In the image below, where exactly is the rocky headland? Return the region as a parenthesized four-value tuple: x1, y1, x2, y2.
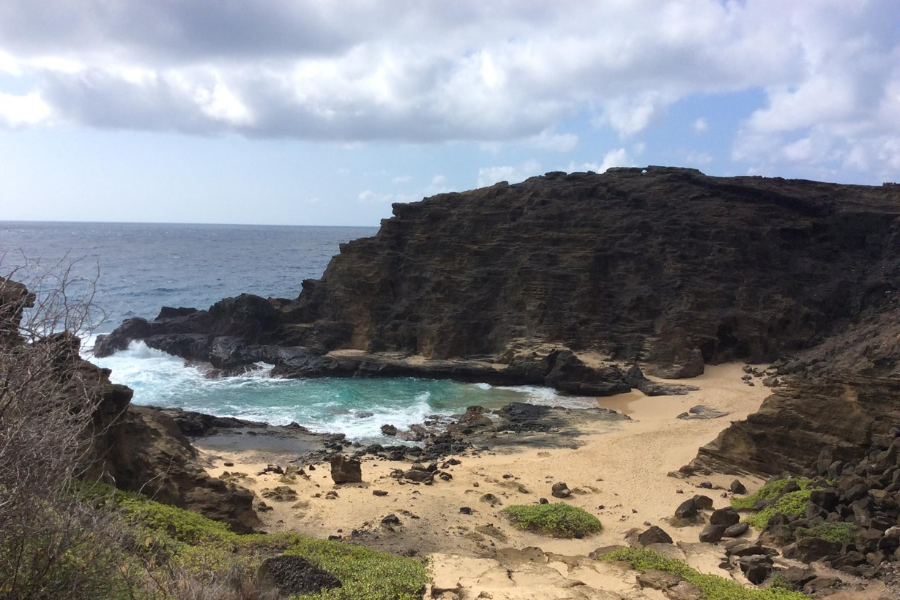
(96, 166, 900, 475)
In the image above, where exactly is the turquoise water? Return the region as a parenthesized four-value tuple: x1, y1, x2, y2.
(91, 340, 597, 443)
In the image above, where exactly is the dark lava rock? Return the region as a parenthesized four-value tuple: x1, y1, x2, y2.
(257, 555, 341, 596)
(723, 522, 749, 538)
(372, 490, 388, 497)
(551, 482, 571, 498)
(460, 507, 473, 515)
(403, 468, 434, 484)
(675, 498, 700, 520)
(783, 537, 842, 563)
(699, 524, 726, 543)
(739, 555, 773, 585)
(638, 526, 673, 546)
(381, 424, 398, 436)
(693, 495, 713, 510)
(381, 514, 401, 526)
(778, 566, 816, 589)
(803, 576, 843, 594)
(709, 507, 740, 527)
(730, 479, 747, 495)
(329, 454, 362, 484)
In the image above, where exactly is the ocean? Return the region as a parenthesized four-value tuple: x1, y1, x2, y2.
(1, 221, 594, 442)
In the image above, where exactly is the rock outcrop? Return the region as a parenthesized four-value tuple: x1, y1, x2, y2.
(94, 167, 900, 472)
(1, 278, 260, 533)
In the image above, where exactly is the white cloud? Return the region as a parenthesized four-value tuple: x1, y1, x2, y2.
(392, 174, 411, 184)
(0, 0, 897, 177)
(693, 118, 708, 133)
(0, 92, 51, 127)
(358, 190, 416, 204)
(567, 148, 635, 174)
(477, 160, 542, 187)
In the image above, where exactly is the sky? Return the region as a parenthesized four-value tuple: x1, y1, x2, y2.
(0, 0, 899, 226)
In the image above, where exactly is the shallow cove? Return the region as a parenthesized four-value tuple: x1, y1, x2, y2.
(91, 341, 601, 444)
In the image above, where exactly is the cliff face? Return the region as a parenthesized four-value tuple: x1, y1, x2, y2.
(96, 166, 900, 475)
(295, 167, 900, 372)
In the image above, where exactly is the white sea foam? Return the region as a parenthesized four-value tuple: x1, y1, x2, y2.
(87, 340, 598, 443)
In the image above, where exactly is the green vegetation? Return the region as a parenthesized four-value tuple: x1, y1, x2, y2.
(730, 478, 814, 510)
(745, 489, 811, 529)
(600, 548, 807, 600)
(501, 503, 602, 538)
(730, 479, 825, 530)
(795, 522, 857, 545)
(81, 484, 429, 600)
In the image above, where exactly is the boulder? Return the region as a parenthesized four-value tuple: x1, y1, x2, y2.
(329, 455, 362, 484)
(739, 555, 773, 585)
(675, 498, 700, 520)
(709, 507, 740, 527)
(638, 526, 674, 546)
(782, 537, 842, 563)
(699, 524, 726, 543)
(730, 479, 747, 495)
(723, 522, 749, 538)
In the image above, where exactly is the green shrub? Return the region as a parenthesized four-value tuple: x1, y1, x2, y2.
(730, 479, 813, 510)
(600, 547, 807, 600)
(501, 503, 602, 538)
(744, 490, 810, 530)
(795, 522, 857, 545)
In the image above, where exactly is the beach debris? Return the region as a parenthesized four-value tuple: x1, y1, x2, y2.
(330, 454, 362, 484)
(551, 482, 571, 498)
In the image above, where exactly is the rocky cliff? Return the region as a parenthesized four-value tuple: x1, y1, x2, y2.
(96, 166, 900, 473)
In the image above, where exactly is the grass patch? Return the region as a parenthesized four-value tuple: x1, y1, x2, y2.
(600, 547, 807, 600)
(730, 479, 812, 510)
(795, 522, 857, 545)
(501, 503, 601, 538)
(81, 483, 428, 600)
(745, 490, 811, 530)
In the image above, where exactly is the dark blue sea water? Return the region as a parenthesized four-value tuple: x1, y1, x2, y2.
(0, 221, 594, 441)
(0, 221, 376, 333)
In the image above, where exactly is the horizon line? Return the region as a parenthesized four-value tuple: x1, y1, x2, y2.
(0, 218, 382, 228)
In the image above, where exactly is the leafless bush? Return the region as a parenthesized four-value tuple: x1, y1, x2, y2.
(0, 261, 129, 600)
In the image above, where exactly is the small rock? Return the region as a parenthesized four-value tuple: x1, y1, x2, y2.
(223, 461, 234, 467)
(381, 514, 401, 526)
(551, 482, 571, 498)
(459, 507, 473, 515)
(372, 490, 388, 497)
(698, 481, 713, 489)
(675, 498, 699, 520)
(380, 424, 398, 436)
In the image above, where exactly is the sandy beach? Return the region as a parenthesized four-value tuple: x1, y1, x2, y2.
(192, 365, 776, 584)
